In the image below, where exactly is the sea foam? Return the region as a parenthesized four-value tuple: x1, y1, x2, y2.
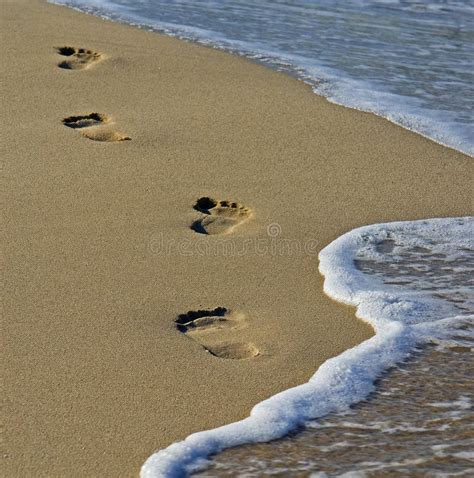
(141, 217, 473, 477)
(49, 0, 474, 156)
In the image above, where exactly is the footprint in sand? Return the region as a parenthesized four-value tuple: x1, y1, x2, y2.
(62, 113, 131, 142)
(176, 307, 259, 360)
(192, 197, 252, 235)
(56, 46, 102, 70)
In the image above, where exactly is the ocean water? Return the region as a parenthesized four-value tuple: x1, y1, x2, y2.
(194, 224, 474, 478)
(196, 345, 473, 477)
(49, 0, 474, 155)
(140, 217, 473, 477)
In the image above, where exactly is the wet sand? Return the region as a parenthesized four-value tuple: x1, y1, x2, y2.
(2, 0, 473, 476)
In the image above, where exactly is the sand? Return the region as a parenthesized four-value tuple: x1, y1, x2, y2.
(2, 0, 472, 476)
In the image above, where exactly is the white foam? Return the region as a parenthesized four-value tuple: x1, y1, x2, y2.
(141, 217, 473, 477)
(452, 452, 474, 460)
(48, 0, 474, 156)
(428, 396, 472, 410)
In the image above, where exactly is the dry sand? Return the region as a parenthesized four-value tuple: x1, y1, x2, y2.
(2, 0, 472, 476)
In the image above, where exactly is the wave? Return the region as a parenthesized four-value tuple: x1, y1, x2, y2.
(141, 217, 473, 477)
(48, 0, 474, 156)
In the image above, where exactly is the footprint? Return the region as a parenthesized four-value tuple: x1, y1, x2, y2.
(56, 46, 102, 70)
(192, 197, 252, 235)
(62, 113, 131, 142)
(81, 127, 131, 142)
(204, 342, 260, 360)
(63, 113, 110, 129)
(176, 307, 259, 360)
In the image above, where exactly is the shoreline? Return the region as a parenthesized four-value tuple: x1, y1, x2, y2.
(3, 1, 473, 476)
(47, 0, 474, 158)
(143, 216, 474, 476)
(196, 338, 474, 476)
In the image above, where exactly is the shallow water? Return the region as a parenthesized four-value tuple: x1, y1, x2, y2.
(50, 0, 474, 155)
(195, 344, 473, 477)
(192, 219, 474, 477)
(139, 218, 473, 477)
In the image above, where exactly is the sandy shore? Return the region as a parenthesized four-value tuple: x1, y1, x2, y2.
(2, 0, 472, 476)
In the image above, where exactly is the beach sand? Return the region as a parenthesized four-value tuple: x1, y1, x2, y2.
(2, 0, 472, 476)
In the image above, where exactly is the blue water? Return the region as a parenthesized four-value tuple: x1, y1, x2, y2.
(50, 0, 473, 156)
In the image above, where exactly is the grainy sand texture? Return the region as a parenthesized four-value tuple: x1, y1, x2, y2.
(2, 0, 472, 476)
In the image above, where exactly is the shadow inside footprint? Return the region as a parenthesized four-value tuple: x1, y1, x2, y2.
(176, 308, 259, 360)
(176, 307, 228, 332)
(63, 113, 131, 142)
(57, 46, 76, 56)
(192, 197, 252, 235)
(56, 46, 102, 70)
(63, 113, 109, 129)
